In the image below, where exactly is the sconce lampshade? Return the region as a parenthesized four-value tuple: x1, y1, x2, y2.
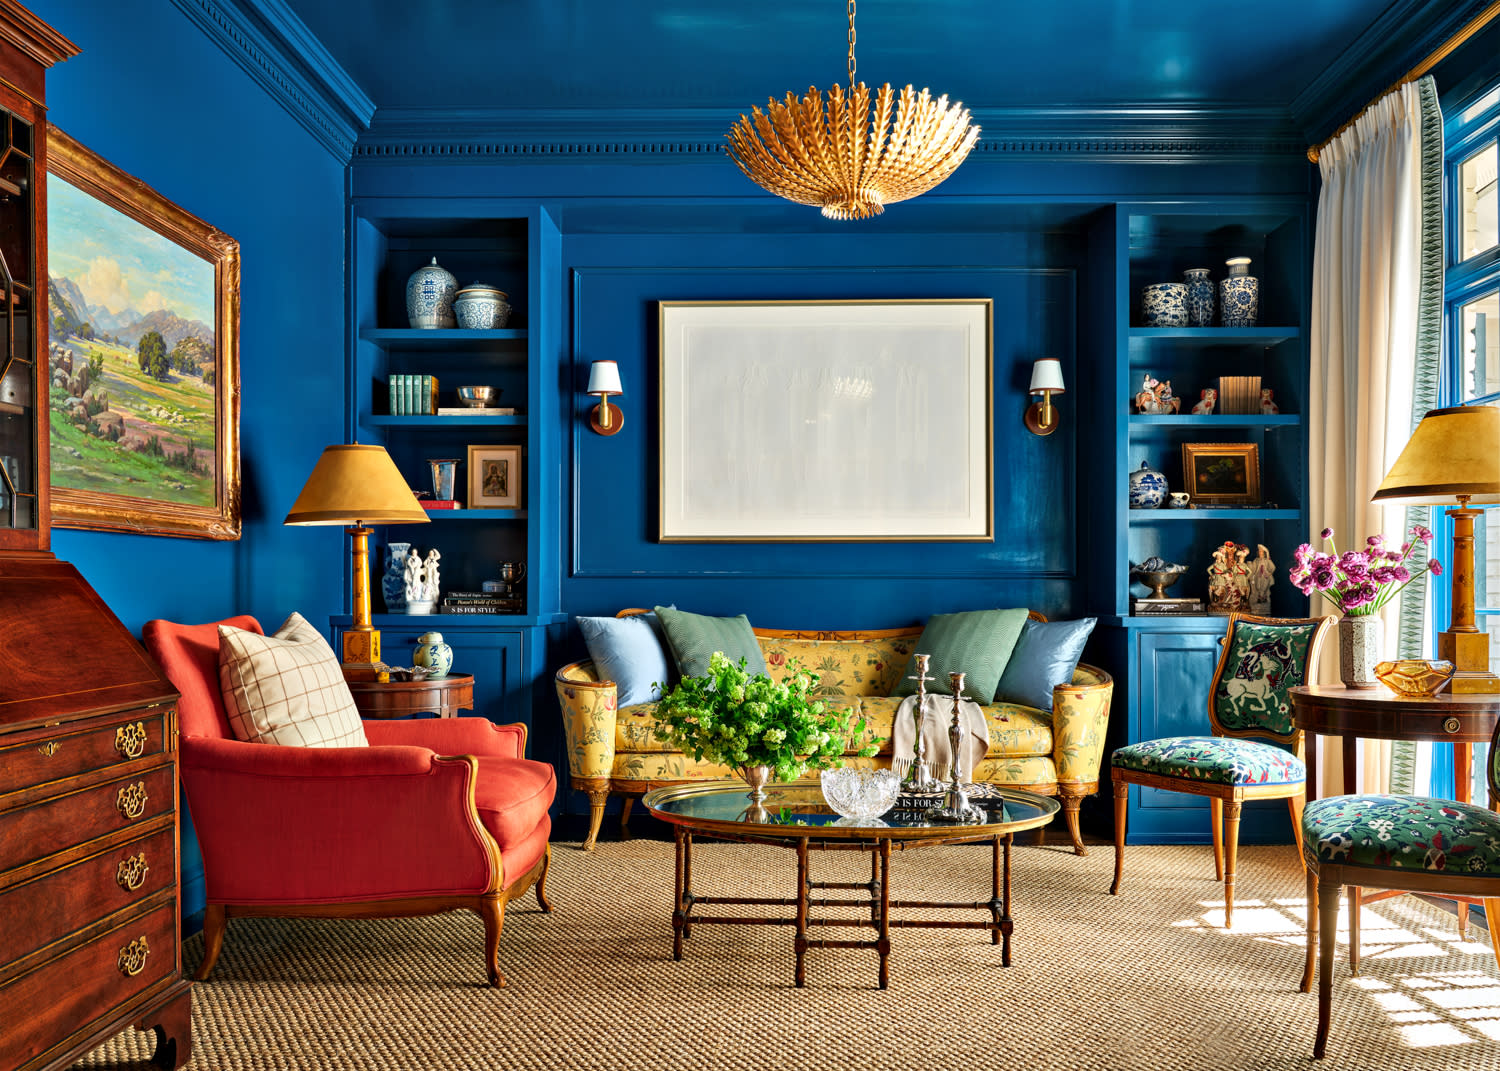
(1024, 358, 1065, 437)
(1028, 358, 1066, 395)
(587, 360, 623, 397)
(1370, 405, 1500, 506)
(284, 444, 430, 526)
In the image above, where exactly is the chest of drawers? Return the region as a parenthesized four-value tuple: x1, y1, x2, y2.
(0, 558, 191, 1071)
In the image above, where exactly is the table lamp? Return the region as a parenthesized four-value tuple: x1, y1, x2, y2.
(1373, 404, 1500, 694)
(284, 444, 429, 682)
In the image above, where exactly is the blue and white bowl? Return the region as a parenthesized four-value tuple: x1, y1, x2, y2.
(1183, 268, 1215, 327)
(1128, 460, 1168, 509)
(454, 283, 511, 330)
(1141, 282, 1188, 327)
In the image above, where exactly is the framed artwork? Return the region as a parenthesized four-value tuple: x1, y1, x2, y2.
(1181, 442, 1261, 505)
(468, 444, 522, 509)
(46, 126, 241, 539)
(658, 299, 993, 542)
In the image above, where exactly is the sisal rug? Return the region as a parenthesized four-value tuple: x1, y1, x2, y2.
(75, 838, 1500, 1071)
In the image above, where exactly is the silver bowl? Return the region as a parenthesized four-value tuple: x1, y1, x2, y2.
(1129, 557, 1188, 600)
(456, 385, 499, 408)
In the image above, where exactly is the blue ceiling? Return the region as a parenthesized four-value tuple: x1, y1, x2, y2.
(279, 0, 1402, 116)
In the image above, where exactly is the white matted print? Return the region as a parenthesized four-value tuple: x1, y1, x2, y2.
(658, 299, 992, 542)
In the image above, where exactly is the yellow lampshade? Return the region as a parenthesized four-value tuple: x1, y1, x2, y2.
(284, 444, 430, 526)
(1371, 405, 1500, 505)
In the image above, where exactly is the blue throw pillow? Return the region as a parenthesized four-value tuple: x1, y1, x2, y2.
(992, 617, 1097, 710)
(577, 611, 674, 707)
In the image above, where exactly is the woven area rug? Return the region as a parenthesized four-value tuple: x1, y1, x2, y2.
(75, 838, 1500, 1071)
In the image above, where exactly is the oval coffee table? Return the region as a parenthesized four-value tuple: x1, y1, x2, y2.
(642, 780, 1058, 988)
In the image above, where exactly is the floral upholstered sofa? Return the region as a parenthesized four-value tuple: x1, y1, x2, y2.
(554, 613, 1113, 852)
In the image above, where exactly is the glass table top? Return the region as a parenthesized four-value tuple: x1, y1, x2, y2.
(642, 780, 1059, 840)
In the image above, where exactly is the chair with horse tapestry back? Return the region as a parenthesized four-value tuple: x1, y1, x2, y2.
(1109, 613, 1334, 927)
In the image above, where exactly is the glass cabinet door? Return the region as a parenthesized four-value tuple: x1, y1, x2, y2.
(0, 107, 35, 537)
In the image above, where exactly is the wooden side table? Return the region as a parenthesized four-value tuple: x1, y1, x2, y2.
(1290, 684, 1500, 968)
(346, 673, 475, 719)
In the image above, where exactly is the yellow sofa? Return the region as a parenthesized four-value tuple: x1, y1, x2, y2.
(554, 613, 1114, 852)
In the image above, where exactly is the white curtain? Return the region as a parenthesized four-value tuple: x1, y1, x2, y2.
(1308, 81, 1430, 797)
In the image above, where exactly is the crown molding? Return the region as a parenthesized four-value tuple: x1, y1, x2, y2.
(352, 103, 1305, 165)
(1291, 0, 1493, 143)
(168, 0, 373, 160)
(0, 0, 79, 68)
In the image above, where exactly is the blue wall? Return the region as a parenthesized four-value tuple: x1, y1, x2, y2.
(34, 0, 347, 922)
(35, 0, 347, 635)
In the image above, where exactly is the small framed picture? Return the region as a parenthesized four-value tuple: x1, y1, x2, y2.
(1181, 443, 1260, 505)
(467, 444, 522, 509)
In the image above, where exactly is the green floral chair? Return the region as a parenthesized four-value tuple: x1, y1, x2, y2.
(1300, 767, 1500, 1059)
(1109, 613, 1334, 928)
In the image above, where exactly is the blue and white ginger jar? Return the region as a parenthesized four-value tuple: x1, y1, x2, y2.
(382, 542, 410, 613)
(1183, 268, 1215, 327)
(1220, 257, 1259, 327)
(413, 632, 453, 678)
(453, 283, 512, 330)
(1128, 460, 1168, 509)
(1141, 282, 1188, 327)
(405, 257, 458, 329)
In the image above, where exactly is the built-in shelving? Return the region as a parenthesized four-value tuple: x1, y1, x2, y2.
(1129, 415, 1299, 427)
(360, 327, 528, 345)
(1127, 327, 1301, 343)
(363, 414, 528, 429)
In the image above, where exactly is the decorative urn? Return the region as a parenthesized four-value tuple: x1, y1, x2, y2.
(405, 257, 458, 329)
(413, 632, 453, 678)
(1219, 257, 1260, 327)
(1128, 460, 1168, 509)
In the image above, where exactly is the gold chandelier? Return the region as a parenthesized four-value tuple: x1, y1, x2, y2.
(725, 0, 980, 221)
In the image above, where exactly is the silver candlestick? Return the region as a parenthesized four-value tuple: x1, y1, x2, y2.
(928, 671, 983, 823)
(906, 653, 938, 791)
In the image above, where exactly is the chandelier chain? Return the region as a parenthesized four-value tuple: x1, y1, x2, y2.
(847, 0, 856, 87)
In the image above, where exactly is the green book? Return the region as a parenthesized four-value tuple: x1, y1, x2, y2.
(403, 374, 415, 416)
(387, 374, 398, 415)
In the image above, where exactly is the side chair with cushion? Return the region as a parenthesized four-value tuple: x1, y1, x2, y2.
(143, 615, 556, 988)
(1299, 745, 1500, 1059)
(1109, 613, 1334, 927)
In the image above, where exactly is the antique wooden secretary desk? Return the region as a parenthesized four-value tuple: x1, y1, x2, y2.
(0, 4, 193, 1068)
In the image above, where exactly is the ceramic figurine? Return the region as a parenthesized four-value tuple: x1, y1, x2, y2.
(1128, 460, 1168, 509)
(1141, 282, 1188, 327)
(1248, 544, 1276, 615)
(403, 547, 442, 613)
(412, 632, 453, 678)
(405, 257, 458, 329)
(1183, 268, 1215, 327)
(1191, 388, 1217, 415)
(1260, 388, 1279, 414)
(1220, 257, 1260, 327)
(1134, 375, 1180, 414)
(1207, 540, 1251, 613)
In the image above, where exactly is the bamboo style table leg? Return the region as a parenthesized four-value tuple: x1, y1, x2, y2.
(1342, 735, 1361, 975)
(794, 838, 810, 988)
(989, 833, 1003, 945)
(1001, 833, 1015, 967)
(877, 838, 891, 990)
(682, 831, 694, 941)
(672, 827, 686, 961)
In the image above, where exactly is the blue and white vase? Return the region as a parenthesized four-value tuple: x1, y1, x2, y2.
(1220, 257, 1259, 327)
(405, 257, 458, 330)
(1183, 268, 1215, 327)
(382, 542, 411, 613)
(1128, 460, 1168, 509)
(1141, 283, 1188, 327)
(413, 631, 453, 678)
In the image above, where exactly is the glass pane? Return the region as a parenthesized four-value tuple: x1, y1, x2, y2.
(1461, 141, 1498, 261)
(1461, 292, 1500, 400)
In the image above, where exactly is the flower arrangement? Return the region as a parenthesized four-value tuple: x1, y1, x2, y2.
(652, 652, 879, 783)
(1289, 525, 1442, 616)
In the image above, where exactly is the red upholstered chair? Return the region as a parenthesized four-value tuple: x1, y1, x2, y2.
(143, 616, 555, 987)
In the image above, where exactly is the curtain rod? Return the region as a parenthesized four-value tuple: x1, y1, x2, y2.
(1307, 0, 1500, 163)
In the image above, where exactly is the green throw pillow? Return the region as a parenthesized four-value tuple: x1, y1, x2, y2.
(653, 606, 767, 679)
(890, 608, 1030, 701)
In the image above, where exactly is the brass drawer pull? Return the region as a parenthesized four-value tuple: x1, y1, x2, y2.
(36, 741, 59, 757)
(116, 851, 150, 891)
(114, 721, 148, 759)
(116, 781, 148, 821)
(1444, 716, 1462, 734)
(117, 936, 150, 977)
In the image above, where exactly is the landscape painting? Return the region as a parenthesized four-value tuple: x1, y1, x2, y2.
(46, 127, 240, 539)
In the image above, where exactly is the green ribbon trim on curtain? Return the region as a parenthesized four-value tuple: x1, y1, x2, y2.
(1390, 74, 1445, 796)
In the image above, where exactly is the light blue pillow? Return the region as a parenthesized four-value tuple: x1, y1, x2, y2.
(577, 612, 674, 707)
(992, 617, 1097, 710)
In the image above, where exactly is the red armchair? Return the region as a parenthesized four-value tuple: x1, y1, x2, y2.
(143, 616, 555, 987)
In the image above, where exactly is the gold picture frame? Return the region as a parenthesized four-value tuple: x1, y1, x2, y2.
(467, 444, 521, 509)
(46, 126, 241, 539)
(1181, 442, 1261, 506)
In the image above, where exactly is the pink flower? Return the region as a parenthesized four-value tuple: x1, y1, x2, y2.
(1321, 527, 1334, 540)
(1430, 560, 1444, 576)
(1412, 524, 1433, 544)
(1367, 534, 1384, 547)
(1392, 566, 1410, 582)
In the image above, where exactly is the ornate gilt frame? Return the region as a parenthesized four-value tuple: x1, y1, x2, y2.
(46, 126, 241, 539)
(1181, 442, 1261, 506)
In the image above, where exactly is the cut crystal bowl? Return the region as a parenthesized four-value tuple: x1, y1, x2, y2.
(819, 767, 900, 820)
(1373, 659, 1455, 698)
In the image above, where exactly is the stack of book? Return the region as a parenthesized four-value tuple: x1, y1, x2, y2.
(440, 590, 523, 615)
(1216, 375, 1262, 414)
(1132, 597, 1205, 616)
(388, 374, 438, 415)
(435, 405, 518, 416)
(421, 499, 461, 511)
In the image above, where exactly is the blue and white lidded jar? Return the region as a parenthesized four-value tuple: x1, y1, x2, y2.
(1219, 257, 1259, 327)
(1141, 282, 1188, 327)
(413, 632, 453, 678)
(453, 283, 512, 330)
(1183, 268, 1215, 327)
(382, 542, 411, 613)
(405, 257, 458, 329)
(1128, 460, 1168, 509)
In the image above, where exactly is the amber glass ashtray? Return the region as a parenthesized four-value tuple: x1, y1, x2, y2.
(1373, 659, 1455, 698)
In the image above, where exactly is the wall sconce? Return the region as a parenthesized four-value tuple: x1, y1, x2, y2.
(587, 360, 624, 436)
(1024, 358, 1065, 436)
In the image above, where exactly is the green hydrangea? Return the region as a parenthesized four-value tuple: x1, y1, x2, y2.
(652, 650, 879, 781)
